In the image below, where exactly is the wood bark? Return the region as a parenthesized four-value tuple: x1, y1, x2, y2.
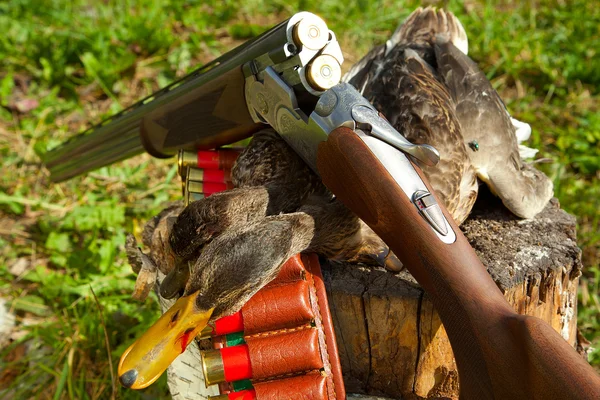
(323, 196, 583, 400)
(157, 193, 584, 399)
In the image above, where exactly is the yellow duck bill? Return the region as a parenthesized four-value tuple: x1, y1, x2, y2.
(118, 292, 214, 389)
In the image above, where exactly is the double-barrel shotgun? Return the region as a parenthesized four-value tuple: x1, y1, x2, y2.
(44, 11, 600, 399)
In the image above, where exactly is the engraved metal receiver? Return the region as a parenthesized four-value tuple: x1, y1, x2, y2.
(242, 49, 454, 243)
(43, 12, 343, 182)
(43, 11, 454, 242)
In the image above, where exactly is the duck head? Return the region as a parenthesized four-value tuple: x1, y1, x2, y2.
(118, 212, 314, 389)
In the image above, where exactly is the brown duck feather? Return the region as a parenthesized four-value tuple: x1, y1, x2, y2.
(434, 38, 554, 218)
(231, 129, 328, 214)
(363, 48, 478, 224)
(345, 6, 552, 222)
(186, 212, 315, 318)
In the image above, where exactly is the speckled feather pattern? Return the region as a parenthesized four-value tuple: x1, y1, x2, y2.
(434, 40, 553, 218)
(231, 129, 328, 214)
(364, 51, 478, 224)
(346, 7, 479, 224)
(169, 187, 270, 260)
(188, 212, 315, 318)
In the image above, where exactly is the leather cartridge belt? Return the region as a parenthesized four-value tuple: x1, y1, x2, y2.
(179, 150, 346, 400)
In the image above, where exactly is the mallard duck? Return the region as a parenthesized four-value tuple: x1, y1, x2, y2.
(119, 210, 314, 389)
(118, 131, 401, 389)
(344, 6, 553, 221)
(434, 37, 554, 218)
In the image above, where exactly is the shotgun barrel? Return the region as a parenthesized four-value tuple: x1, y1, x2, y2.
(43, 12, 339, 182)
(44, 10, 600, 399)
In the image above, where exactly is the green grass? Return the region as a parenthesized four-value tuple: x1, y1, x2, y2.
(0, 0, 598, 398)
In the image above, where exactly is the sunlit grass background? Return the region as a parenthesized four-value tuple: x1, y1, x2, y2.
(1, 0, 598, 398)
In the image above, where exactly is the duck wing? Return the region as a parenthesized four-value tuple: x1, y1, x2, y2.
(188, 212, 314, 317)
(232, 128, 327, 214)
(169, 187, 269, 260)
(343, 6, 469, 89)
(435, 39, 553, 218)
(348, 46, 478, 224)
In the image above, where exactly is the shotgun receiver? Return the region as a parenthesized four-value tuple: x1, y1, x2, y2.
(44, 11, 600, 399)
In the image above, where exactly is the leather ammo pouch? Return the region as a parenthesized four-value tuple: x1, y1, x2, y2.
(200, 254, 346, 400)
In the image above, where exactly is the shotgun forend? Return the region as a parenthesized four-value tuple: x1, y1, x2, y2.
(43, 12, 343, 182)
(44, 12, 600, 398)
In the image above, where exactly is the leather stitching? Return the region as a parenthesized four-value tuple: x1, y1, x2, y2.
(250, 369, 322, 383)
(306, 256, 338, 400)
(244, 324, 313, 339)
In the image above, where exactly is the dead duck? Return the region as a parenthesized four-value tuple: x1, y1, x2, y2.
(434, 37, 553, 218)
(172, 127, 402, 271)
(344, 7, 478, 224)
(153, 133, 403, 303)
(344, 7, 553, 221)
(119, 211, 315, 389)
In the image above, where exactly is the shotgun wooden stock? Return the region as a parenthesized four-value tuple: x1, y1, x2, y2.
(316, 127, 600, 400)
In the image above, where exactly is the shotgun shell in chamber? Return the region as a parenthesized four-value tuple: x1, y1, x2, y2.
(306, 54, 342, 91)
(292, 14, 328, 50)
(201, 345, 252, 385)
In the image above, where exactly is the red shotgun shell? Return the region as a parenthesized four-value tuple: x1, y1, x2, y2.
(200, 311, 244, 339)
(197, 149, 240, 170)
(201, 345, 252, 385)
(221, 345, 252, 382)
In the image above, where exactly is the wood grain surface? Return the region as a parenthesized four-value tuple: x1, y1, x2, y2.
(316, 126, 600, 400)
(324, 198, 584, 399)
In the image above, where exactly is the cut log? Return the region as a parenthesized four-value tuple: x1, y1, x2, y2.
(143, 193, 583, 400)
(323, 195, 583, 400)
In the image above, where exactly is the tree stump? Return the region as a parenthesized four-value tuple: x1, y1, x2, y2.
(323, 194, 583, 400)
